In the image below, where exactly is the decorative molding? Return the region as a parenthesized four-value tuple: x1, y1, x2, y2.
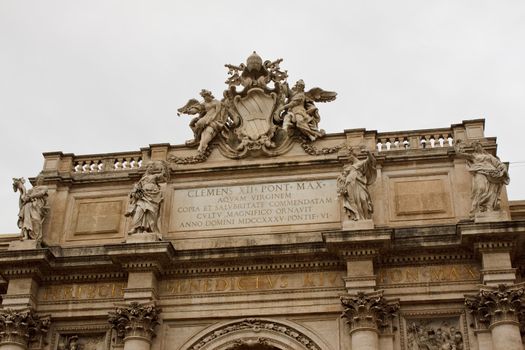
(0, 309, 50, 347)
(186, 318, 321, 350)
(43, 273, 127, 283)
(108, 302, 160, 343)
(163, 261, 344, 277)
(340, 290, 399, 334)
(378, 253, 475, 266)
(474, 241, 516, 252)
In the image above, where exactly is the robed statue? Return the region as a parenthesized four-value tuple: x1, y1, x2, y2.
(125, 161, 169, 234)
(337, 147, 377, 221)
(455, 140, 510, 218)
(12, 176, 49, 242)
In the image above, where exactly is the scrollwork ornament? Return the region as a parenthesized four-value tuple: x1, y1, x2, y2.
(108, 302, 161, 342)
(0, 309, 50, 347)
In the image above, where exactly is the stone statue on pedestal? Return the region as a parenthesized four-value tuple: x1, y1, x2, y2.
(337, 147, 377, 221)
(12, 176, 48, 242)
(455, 140, 510, 218)
(125, 161, 169, 235)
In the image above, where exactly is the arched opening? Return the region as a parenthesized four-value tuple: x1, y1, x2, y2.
(181, 318, 327, 350)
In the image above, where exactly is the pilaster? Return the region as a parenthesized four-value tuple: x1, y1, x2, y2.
(474, 241, 517, 286)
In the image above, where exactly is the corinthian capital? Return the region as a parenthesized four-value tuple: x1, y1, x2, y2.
(465, 284, 525, 329)
(340, 290, 399, 333)
(108, 302, 161, 342)
(0, 309, 50, 347)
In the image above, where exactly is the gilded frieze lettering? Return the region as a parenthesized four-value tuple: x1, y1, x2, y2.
(40, 282, 126, 302)
(160, 271, 344, 296)
(377, 264, 480, 285)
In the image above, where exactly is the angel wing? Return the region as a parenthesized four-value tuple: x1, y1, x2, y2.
(305, 87, 337, 103)
(177, 99, 204, 116)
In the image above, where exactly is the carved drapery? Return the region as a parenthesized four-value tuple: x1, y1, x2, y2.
(0, 309, 50, 348)
(465, 284, 525, 329)
(340, 291, 399, 333)
(108, 302, 160, 343)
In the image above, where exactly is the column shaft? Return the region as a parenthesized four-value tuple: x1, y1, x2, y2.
(351, 330, 378, 350)
(123, 338, 151, 350)
(0, 343, 27, 350)
(491, 323, 522, 350)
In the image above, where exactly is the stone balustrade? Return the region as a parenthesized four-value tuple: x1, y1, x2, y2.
(72, 153, 143, 173)
(375, 129, 454, 152)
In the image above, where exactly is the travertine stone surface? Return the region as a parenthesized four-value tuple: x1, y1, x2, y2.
(1, 115, 522, 350)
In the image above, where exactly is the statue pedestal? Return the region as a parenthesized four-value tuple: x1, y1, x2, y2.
(125, 232, 162, 243)
(474, 210, 510, 223)
(342, 219, 374, 231)
(8, 239, 40, 250)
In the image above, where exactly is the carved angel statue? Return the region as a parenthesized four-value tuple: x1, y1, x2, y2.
(337, 147, 377, 221)
(276, 80, 337, 141)
(125, 161, 169, 235)
(12, 176, 49, 242)
(454, 140, 510, 218)
(177, 89, 228, 153)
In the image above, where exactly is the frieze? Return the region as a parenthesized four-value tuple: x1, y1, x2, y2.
(160, 271, 345, 296)
(39, 282, 126, 302)
(377, 264, 480, 285)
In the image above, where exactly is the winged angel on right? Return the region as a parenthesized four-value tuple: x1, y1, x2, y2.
(276, 79, 337, 141)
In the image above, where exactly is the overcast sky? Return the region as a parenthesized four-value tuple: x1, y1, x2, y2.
(1, 1, 524, 233)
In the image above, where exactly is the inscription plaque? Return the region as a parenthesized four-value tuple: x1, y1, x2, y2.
(171, 179, 339, 231)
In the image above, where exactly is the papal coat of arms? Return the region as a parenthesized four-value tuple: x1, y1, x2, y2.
(175, 52, 337, 160)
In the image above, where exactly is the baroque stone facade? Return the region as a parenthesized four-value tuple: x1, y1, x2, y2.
(1, 54, 524, 350)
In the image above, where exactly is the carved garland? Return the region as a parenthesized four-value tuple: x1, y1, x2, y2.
(168, 145, 214, 164)
(300, 141, 344, 156)
(0, 309, 50, 347)
(187, 318, 321, 350)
